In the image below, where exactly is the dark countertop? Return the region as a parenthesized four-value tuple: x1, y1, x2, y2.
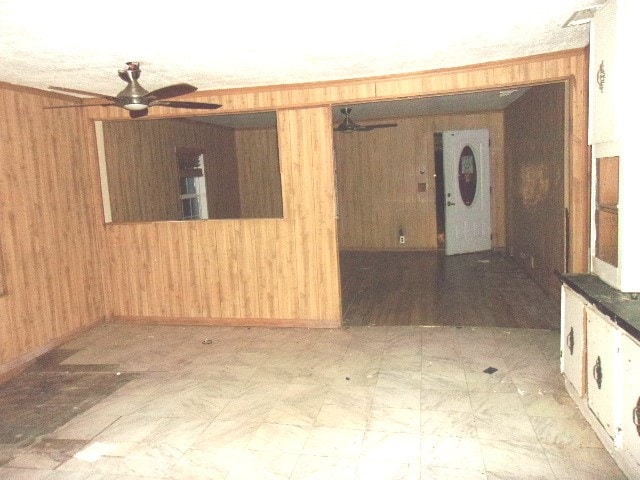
(559, 273, 640, 341)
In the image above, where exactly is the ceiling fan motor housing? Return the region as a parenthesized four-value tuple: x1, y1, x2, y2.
(117, 67, 150, 110)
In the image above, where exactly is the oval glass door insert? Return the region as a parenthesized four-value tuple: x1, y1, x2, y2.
(458, 145, 477, 206)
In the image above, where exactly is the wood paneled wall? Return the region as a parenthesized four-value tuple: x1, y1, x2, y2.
(0, 236, 6, 296)
(0, 50, 588, 374)
(85, 49, 587, 327)
(100, 108, 340, 325)
(505, 83, 566, 298)
(205, 124, 242, 219)
(0, 84, 104, 375)
(335, 112, 505, 250)
(235, 128, 283, 218)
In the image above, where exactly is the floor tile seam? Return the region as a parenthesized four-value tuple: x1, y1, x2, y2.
(55, 451, 184, 480)
(472, 424, 490, 478)
(471, 411, 541, 446)
(420, 436, 488, 473)
(540, 443, 625, 478)
(0, 466, 55, 477)
(476, 438, 559, 480)
(33, 415, 124, 457)
(525, 415, 607, 450)
(372, 401, 421, 412)
(418, 428, 479, 441)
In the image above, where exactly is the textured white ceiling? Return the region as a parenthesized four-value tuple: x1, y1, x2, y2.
(0, 0, 600, 97)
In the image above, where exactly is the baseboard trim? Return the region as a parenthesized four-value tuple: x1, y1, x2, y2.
(108, 315, 341, 329)
(339, 247, 442, 252)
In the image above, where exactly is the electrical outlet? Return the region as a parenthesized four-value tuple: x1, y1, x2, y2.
(399, 235, 406, 244)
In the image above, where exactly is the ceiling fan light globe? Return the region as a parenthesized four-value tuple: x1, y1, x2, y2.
(123, 103, 148, 111)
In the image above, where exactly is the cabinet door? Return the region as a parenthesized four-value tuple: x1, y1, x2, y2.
(561, 286, 586, 395)
(621, 333, 640, 467)
(589, 0, 618, 145)
(586, 305, 620, 439)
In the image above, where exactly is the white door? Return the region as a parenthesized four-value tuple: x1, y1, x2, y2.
(442, 129, 491, 255)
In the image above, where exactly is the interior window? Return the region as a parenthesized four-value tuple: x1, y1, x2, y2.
(96, 111, 283, 223)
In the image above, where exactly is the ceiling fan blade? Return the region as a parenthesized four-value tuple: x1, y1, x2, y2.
(334, 122, 397, 133)
(334, 122, 363, 132)
(334, 118, 358, 131)
(144, 83, 198, 101)
(362, 123, 398, 130)
(43, 100, 117, 110)
(335, 107, 397, 133)
(48, 86, 120, 102)
(150, 100, 222, 110)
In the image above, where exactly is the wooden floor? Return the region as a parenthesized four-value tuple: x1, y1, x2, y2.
(340, 250, 560, 329)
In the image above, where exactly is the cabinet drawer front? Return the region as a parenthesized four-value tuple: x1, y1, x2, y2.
(561, 286, 587, 395)
(586, 305, 620, 438)
(621, 333, 640, 465)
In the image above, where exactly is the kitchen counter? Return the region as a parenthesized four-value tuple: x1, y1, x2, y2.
(559, 273, 640, 341)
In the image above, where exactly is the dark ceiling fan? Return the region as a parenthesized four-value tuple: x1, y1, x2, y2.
(47, 62, 222, 118)
(334, 107, 398, 133)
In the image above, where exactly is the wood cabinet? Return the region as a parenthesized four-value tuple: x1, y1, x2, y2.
(586, 305, 620, 440)
(560, 281, 640, 479)
(589, 0, 618, 146)
(589, 0, 640, 293)
(594, 156, 618, 268)
(621, 332, 640, 469)
(561, 285, 587, 395)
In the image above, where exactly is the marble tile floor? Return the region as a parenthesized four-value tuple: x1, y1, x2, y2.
(0, 323, 627, 479)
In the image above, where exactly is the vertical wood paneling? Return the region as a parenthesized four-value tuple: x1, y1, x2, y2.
(90, 50, 586, 327)
(1, 51, 589, 376)
(255, 222, 279, 318)
(274, 114, 297, 319)
(101, 107, 341, 325)
(215, 223, 240, 318)
(206, 128, 241, 219)
(235, 128, 283, 218)
(289, 109, 316, 315)
(0, 85, 104, 373)
(335, 112, 504, 250)
(0, 235, 7, 296)
(194, 220, 222, 316)
(505, 83, 566, 298)
(569, 54, 590, 274)
(236, 221, 259, 317)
